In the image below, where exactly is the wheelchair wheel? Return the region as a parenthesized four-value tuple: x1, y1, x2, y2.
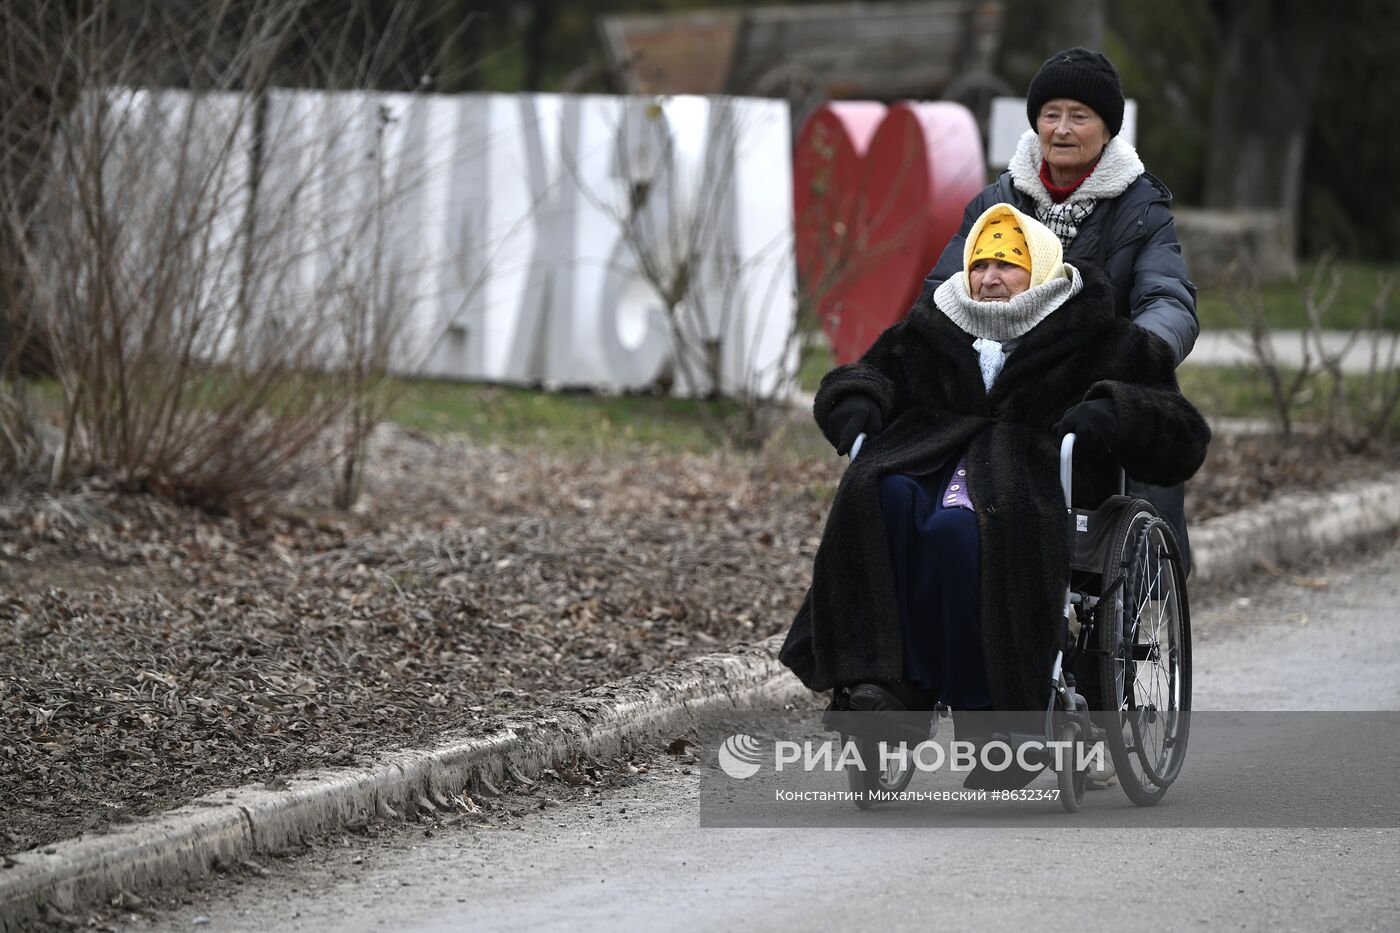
(847, 735, 915, 808)
(1055, 722, 1087, 813)
(1096, 504, 1191, 807)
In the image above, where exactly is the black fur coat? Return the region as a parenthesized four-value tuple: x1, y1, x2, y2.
(779, 266, 1211, 711)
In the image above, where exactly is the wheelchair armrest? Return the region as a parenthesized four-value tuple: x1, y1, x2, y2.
(1059, 432, 1126, 509)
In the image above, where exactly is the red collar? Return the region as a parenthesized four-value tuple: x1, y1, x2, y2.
(1039, 160, 1098, 203)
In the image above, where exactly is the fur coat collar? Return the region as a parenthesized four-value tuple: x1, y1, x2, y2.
(1008, 129, 1145, 213)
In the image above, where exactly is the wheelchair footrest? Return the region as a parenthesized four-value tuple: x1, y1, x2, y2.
(984, 725, 1100, 769)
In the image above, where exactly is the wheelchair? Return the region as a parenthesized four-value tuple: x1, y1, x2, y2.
(824, 431, 1192, 813)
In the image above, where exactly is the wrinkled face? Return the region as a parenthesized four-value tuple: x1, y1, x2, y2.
(1037, 98, 1111, 177)
(969, 259, 1031, 301)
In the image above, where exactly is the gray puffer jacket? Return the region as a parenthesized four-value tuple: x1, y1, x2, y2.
(922, 133, 1199, 365)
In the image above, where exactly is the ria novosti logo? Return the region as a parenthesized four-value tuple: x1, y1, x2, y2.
(717, 734, 764, 779)
(714, 733, 1104, 778)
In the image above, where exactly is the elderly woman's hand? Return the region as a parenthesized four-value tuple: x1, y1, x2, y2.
(825, 394, 884, 456)
(1055, 399, 1118, 457)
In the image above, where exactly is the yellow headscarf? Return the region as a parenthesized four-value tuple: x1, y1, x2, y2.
(962, 203, 1067, 292)
(969, 207, 1032, 273)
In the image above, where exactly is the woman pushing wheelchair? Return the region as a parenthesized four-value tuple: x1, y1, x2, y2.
(778, 202, 1210, 790)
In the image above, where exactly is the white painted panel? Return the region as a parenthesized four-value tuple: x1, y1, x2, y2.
(79, 88, 799, 399)
(727, 97, 798, 400)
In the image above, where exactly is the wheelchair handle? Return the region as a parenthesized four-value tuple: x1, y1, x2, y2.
(1059, 433, 1076, 509)
(1059, 432, 1128, 509)
(849, 432, 866, 461)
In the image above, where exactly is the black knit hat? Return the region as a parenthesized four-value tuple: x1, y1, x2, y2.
(1025, 47, 1125, 137)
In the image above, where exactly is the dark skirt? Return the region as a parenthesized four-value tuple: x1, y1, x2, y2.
(877, 467, 993, 710)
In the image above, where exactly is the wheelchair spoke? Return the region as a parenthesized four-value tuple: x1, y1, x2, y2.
(880, 742, 906, 785)
(1121, 522, 1181, 785)
(1098, 511, 1190, 804)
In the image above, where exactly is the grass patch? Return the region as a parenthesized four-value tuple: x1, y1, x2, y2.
(1196, 259, 1399, 331)
(1178, 366, 1284, 421)
(798, 341, 835, 393)
(8, 378, 62, 421)
(1179, 364, 1400, 434)
(17, 375, 781, 460)
(388, 378, 745, 453)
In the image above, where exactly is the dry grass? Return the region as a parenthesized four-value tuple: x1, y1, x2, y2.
(0, 423, 835, 853)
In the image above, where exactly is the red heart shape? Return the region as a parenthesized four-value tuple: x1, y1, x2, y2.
(795, 101, 986, 365)
(793, 102, 886, 356)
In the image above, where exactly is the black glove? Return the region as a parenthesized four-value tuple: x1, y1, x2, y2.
(1055, 399, 1118, 458)
(825, 394, 883, 456)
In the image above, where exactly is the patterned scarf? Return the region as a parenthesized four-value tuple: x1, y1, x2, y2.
(1007, 130, 1145, 249)
(1037, 200, 1098, 245)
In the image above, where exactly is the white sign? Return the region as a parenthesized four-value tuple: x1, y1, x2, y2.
(79, 90, 798, 399)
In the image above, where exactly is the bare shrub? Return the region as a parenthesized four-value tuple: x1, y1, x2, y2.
(0, 0, 436, 510)
(1229, 254, 1400, 451)
(1296, 257, 1400, 450)
(1227, 262, 1313, 436)
(1357, 273, 1399, 442)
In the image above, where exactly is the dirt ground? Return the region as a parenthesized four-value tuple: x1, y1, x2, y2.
(1, 414, 1394, 855)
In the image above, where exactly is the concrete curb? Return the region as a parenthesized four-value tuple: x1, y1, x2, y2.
(1, 639, 809, 929)
(1191, 469, 1400, 585)
(4, 471, 1400, 926)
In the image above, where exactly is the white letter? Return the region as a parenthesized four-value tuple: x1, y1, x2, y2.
(950, 740, 977, 772)
(980, 740, 1013, 772)
(1077, 741, 1107, 772)
(880, 743, 909, 773)
(913, 740, 945, 771)
(803, 740, 835, 773)
(774, 741, 802, 771)
(834, 739, 864, 771)
(1044, 741, 1073, 771)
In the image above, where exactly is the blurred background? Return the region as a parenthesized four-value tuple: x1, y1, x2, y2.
(184, 0, 1391, 263)
(22, 0, 1391, 261)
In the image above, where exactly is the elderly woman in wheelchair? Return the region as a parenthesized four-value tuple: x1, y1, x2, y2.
(780, 204, 1210, 810)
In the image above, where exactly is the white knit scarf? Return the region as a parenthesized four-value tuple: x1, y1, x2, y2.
(933, 265, 1084, 390)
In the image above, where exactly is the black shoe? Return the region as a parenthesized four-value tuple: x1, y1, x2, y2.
(961, 761, 1045, 791)
(846, 683, 907, 712)
(844, 683, 934, 743)
(848, 680, 938, 712)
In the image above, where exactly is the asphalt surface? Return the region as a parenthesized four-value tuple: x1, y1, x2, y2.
(1185, 331, 1388, 374)
(122, 539, 1400, 932)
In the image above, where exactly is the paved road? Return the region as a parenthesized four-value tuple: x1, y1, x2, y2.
(125, 541, 1400, 932)
(1185, 330, 1391, 374)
